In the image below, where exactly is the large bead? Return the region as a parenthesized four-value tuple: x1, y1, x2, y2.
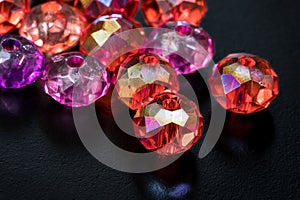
(115, 53, 179, 110)
(141, 0, 207, 27)
(209, 53, 279, 114)
(0, 35, 45, 88)
(42, 52, 110, 107)
(19, 1, 87, 54)
(146, 21, 214, 74)
(80, 14, 145, 73)
(0, 0, 30, 34)
(133, 92, 203, 155)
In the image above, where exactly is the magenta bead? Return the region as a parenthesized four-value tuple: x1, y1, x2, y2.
(42, 52, 110, 107)
(145, 21, 214, 74)
(0, 35, 45, 88)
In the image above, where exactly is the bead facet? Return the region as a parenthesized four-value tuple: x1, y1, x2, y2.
(141, 0, 207, 27)
(209, 53, 279, 114)
(19, 1, 86, 54)
(0, 0, 30, 34)
(146, 21, 214, 74)
(43, 52, 110, 107)
(0, 35, 45, 88)
(115, 53, 180, 110)
(80, 14, 145, 73)
(133, 92, 203, 155)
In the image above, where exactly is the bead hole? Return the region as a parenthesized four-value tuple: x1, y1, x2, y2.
(67, 56, 85, 68)
(1, 38, 21, 51)
(175, 25, 193, 36)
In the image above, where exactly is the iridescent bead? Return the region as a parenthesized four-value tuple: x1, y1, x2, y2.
(115, 53, 180, 110)
(0, 0, 30, 34)
(209, 53, 279, 114)
(19, 1, 86, 55)
(141, 0, 207, 27)
(0, 35, 45, 89)
(80, 14, 145, 73)
(145, 21, 214, 74)
(133, 92, 203, 155)
(42, 52, 110, 107)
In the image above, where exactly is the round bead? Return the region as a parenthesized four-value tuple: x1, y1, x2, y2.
(115, 53, 180, 110)
(80, 14, 145, 73)
(146, 21, 214, 74)
(19, 1, 87, 54)
(141, 0, 207, 27)
(133, 92, 203, 155)
(0, 35, 45, 89)
(0, 0, 30, 34)
(42, 52, 110, 107)
(209, 53, 279, 114)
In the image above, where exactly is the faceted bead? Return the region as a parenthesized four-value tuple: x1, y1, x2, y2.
(133, 92, 203, 155)
(19, 1, 87, 54)
(42, 52, 110, 107)
(209, 53, 279, 114)
(80, 14, 145, 73)
(0, 35, 45, 88)
(115, 53, 179, 110)
(145, 21, 214, 74)
(141, 0, 207, 27)
(0, 0, 30, 34)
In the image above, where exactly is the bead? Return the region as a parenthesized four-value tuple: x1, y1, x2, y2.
(145, 21, 214, 74)
(0, 0, 30, 34)
(42, 52, 110, 107)
(209, 53, 279, 114)
(115, 53, 179, 110)
(80, 14, 145, 73)
(19, 1, 86, 54)
(133, 92, 203, 155)
(0, 35, 45, 88)
(141, 0, 207, 27)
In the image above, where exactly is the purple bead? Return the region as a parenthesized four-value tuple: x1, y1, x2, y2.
(42, 52, 110, 107)
(145, 21, 214, 74)
(0, 35, 45, 88)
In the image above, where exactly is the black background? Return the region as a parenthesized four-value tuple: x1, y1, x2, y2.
(1, 0, 300, 199)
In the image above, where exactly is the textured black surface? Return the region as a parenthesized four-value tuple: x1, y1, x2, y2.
(1, 0, 300, 199)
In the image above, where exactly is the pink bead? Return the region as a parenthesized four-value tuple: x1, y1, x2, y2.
(42, 52, 110, 107)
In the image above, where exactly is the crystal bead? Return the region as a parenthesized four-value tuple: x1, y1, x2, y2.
(0, 35, 45, 88)
(19, 1, 87, 54)
(0, 0, 30, 34)
(133, 92, 203, 155)
(115, 53, 179, 110)
(209, 53, 279, 114)
(42, 52, 110, 107)
(146, 21, 214, 74)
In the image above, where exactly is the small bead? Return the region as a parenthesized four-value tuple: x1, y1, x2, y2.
(0, 0, 30, 34)
(115, 53, 179, 110)
(145, 21, 214, 74)
(0, 35, 45, 89)
(19, 1, 87, 54)
(209, 53, 279, 114)
(42, 52, 110, 107)
(141, 0, 207, 27)
(133, 92, 203, 155)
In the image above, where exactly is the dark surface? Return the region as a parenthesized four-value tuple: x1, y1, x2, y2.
(1, 0, 300, 199)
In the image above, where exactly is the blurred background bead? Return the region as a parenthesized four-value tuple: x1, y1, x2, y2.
(80, 14, 145, 73)
(145, 21, 214, 74)
(133, 92, 203, 155)
(0, 0, 30, 34)
(115, 53, 179, 110)
(19, 1, 86, 55)
(141, 0, 207, 27)
(209, 53, 279, 114)
(42, 52, 110, 107)
(0, 35, 45, 88)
